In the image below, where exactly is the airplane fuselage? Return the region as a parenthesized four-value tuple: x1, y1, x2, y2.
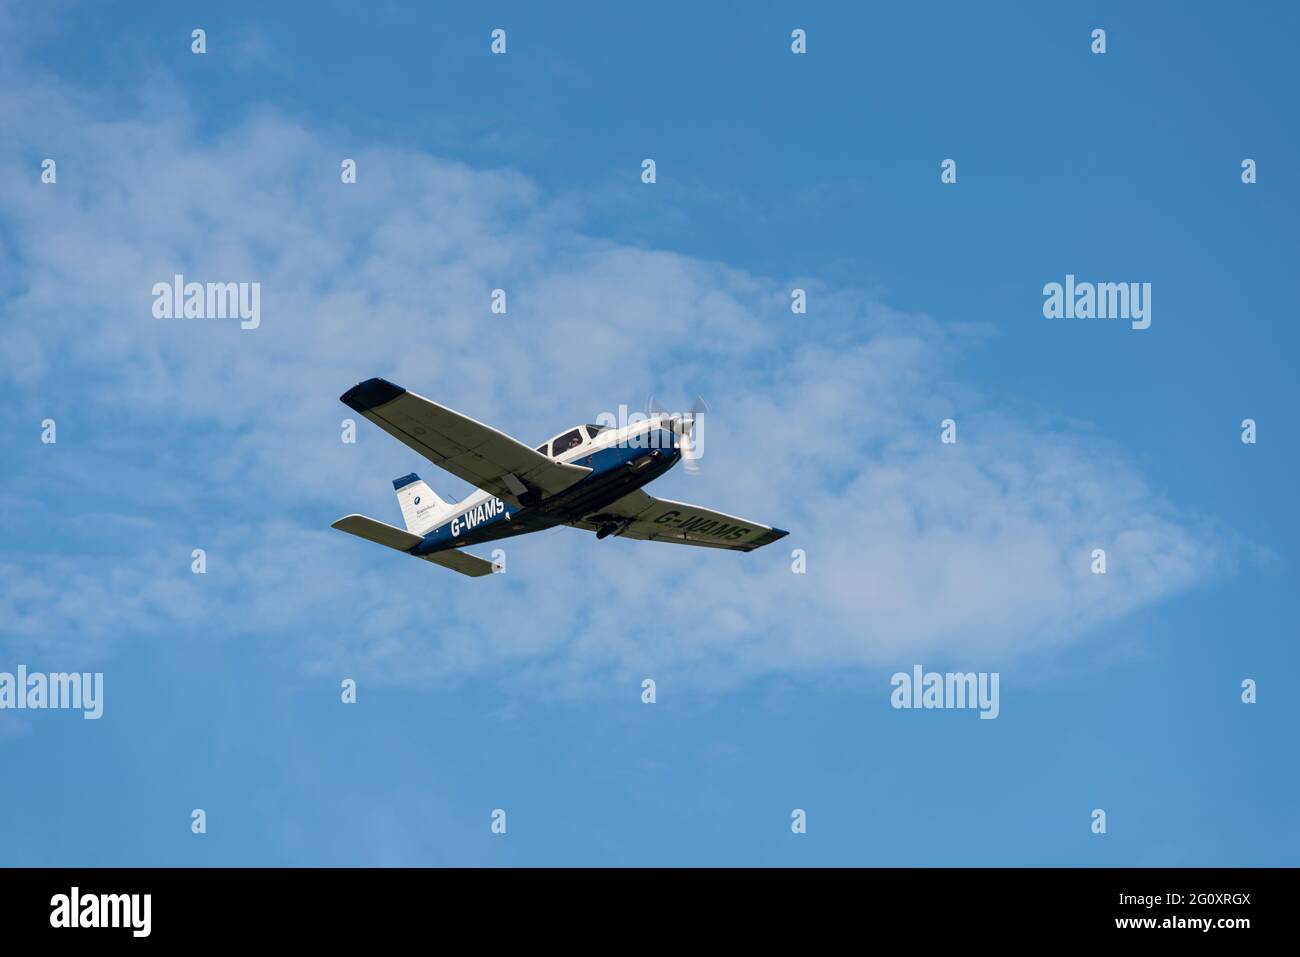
(413, 428, 680, 556)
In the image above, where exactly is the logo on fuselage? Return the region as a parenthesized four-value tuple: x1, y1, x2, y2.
(450, 497, 506, 537)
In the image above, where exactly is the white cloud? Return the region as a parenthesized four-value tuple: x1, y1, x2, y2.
(0, 56, 1224, 694)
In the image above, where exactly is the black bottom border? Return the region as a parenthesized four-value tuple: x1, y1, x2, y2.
(0, 867, 1287, 942)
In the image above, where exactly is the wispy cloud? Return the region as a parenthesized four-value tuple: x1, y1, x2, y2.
(0, 49, 1226, 695)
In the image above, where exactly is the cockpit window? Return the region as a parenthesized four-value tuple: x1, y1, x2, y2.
(553, 428, 584, 456)
(584, 424, 607, 440)
(535, 443, 549, 456)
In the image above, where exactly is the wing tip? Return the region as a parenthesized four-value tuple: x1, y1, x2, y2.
(747, 527, 789, 550)
(340, 377, 406, 414)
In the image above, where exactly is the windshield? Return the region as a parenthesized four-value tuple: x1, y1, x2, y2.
(552, 428, 584, 456)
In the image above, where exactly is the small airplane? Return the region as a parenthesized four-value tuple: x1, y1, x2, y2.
(331, 377, 789, 577)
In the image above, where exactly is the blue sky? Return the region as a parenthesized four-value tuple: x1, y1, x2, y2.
(1, 1, 1296, 865)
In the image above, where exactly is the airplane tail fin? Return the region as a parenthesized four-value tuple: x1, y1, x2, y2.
(393, 473, 454, 535)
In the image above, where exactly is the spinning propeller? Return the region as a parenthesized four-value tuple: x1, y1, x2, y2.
(647, 394, 709, 475)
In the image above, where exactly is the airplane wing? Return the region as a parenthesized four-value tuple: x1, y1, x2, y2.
(573, 490, 789, 552)
(331, 514, 495, 577)
(340, 378, 590, 507)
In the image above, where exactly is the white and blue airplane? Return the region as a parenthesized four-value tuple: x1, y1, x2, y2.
(332, 377, 789, 576)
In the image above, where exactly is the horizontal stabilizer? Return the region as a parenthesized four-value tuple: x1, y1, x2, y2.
(331, 514, 495, 577)
(331, 514, 422, 551)
(421, 549, 496, 577)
